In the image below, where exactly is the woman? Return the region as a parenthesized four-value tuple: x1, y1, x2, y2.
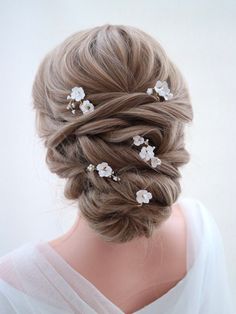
(0, 24, 233, 313)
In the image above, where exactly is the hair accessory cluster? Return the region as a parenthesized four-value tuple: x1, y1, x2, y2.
(85, 134, 160, 206)
(66, 86, 161, 206)
(66, 80, 173, 115)
(86, 161, 152, 205)
(133, 135, 161, 168)
(87, 162, 121, 182)
(66, 86, 95, 115)
(146, 80, 173, 101)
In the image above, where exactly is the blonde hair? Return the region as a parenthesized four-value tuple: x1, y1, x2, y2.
(32, 24, 193, 243)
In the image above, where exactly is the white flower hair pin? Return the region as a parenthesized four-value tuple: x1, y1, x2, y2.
(66, 86, 95, 115)
(86, 161, 153, 206)
(136, 189, 152, 205)
(133, 135, 161, 168)
(87, 162, 121, 182)
(146, 80, 173, 101)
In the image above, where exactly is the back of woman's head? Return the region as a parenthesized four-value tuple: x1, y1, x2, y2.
(32, 24, 193, 243)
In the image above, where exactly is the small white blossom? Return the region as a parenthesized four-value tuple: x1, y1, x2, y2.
(96, 162, 113, 177)
(133, 135, 145, 146)
(79, 100, 95, 114)
(136, 189, 152, 204)
(67, 86, 85, 101)
(154, 80, 173, 100)
(66, 102, 77, 114)
(139, 145, 155, 161)
(112, 175, 121, 182)
(150, 156, 161, 168)
(146, 88, 153, 95)
(87, 164, 95, 172)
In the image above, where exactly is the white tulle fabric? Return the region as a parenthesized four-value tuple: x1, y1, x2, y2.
(0, 197, 234, 314)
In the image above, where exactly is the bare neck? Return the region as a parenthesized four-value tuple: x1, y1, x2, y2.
(48, 202, 183, 271)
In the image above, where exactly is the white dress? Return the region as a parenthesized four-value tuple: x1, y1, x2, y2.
(0, 197, 234, 314)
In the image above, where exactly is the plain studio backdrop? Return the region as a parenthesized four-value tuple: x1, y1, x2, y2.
(0, 0, 235, 310)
